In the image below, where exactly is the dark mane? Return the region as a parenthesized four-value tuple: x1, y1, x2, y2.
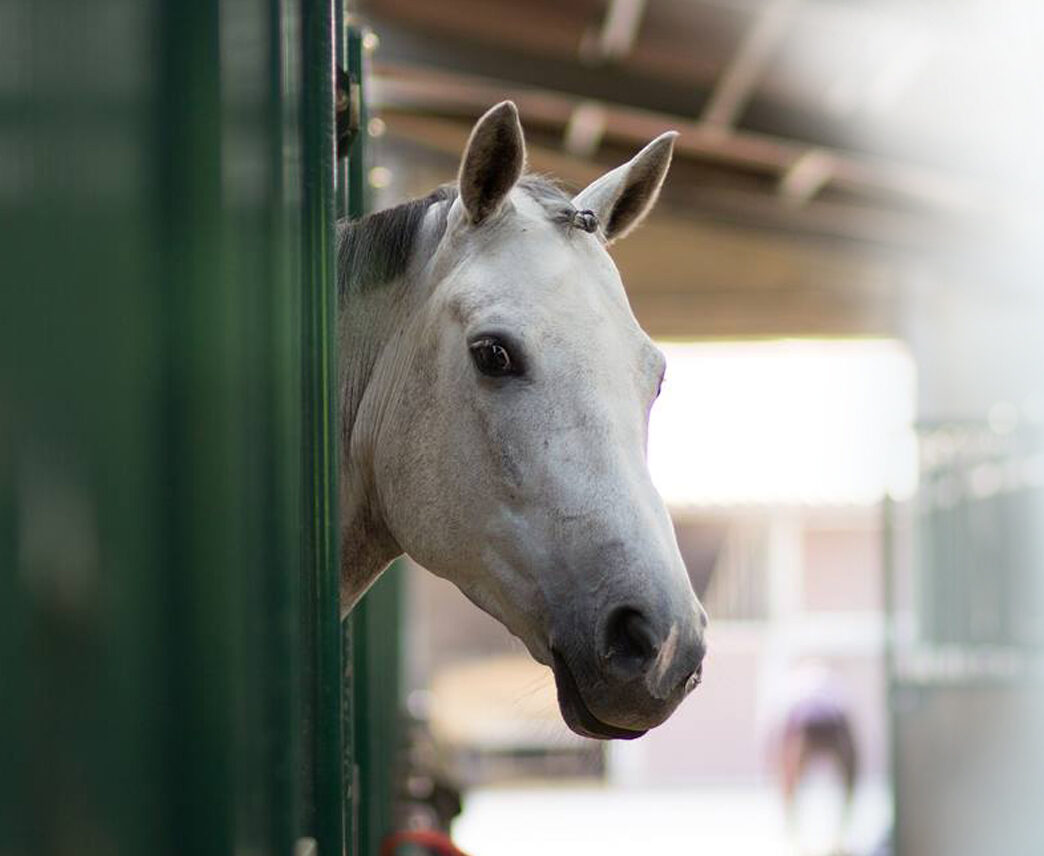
(337, 175, 576, 297)
(337, 184, 455, 295)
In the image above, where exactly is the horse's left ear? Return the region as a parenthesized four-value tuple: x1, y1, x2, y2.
(458, 101, 526, 224)
(572, 131, 678, 244)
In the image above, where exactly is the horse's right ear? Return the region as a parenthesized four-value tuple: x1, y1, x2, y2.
(458, 101, 526, 224)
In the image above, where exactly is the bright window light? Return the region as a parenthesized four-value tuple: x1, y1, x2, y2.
(648, 339, 917, 507)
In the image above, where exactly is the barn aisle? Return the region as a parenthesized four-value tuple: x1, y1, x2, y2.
(453, 781, 891, 856)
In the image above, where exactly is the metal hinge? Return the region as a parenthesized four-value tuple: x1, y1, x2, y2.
(336, 64, 361, 159)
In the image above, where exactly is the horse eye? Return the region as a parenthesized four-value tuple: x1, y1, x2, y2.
(469, 337, 518, 377)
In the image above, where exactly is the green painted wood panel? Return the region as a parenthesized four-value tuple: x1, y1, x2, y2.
(0, 0, 348, 853)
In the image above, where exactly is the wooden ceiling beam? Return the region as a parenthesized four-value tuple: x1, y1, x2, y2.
(378, 110, 965, 256)
(374, 67, 983, 223)
(699, 0, 801, 131)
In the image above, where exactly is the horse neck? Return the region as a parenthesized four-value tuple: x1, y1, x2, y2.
(337, 275, 414, 613)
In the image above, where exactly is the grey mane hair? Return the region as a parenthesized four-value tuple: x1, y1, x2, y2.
(337, 175, 590, 297)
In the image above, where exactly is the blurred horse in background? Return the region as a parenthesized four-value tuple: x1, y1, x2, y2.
(770, 662, 860, 856)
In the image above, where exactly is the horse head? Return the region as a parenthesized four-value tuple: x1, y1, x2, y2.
(343, 102, 707, 739)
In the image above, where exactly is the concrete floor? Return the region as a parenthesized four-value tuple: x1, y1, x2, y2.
(453, 780, 892, 856)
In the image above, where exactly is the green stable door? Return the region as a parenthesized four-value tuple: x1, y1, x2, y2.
(1, 2, 400, 854)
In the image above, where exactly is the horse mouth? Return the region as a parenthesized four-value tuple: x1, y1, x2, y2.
(551, 649, 647, 741)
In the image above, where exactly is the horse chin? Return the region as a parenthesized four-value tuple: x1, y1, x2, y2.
(551, 649, 648, 741)
(517, 633, 553, 668)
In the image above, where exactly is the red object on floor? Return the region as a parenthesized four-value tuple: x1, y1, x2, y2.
(380, 829, 472, 856)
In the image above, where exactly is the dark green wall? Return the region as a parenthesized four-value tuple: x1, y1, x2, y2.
(0, 2, 383, 853)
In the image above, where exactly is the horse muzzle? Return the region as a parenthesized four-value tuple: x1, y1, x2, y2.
(550, 603, 706, 739)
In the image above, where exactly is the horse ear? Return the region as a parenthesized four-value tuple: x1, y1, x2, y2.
(572, 131, 678, 244)
(458, 101, 526, 224)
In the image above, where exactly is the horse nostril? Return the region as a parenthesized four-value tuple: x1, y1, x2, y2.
(603, 607, 659, 670)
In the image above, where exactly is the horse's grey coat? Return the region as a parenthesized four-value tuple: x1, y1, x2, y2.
(337, 101, 706, 739)
(337, 176, 577, 296)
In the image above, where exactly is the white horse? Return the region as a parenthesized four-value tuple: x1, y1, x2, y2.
(337, 102, 706, 739)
